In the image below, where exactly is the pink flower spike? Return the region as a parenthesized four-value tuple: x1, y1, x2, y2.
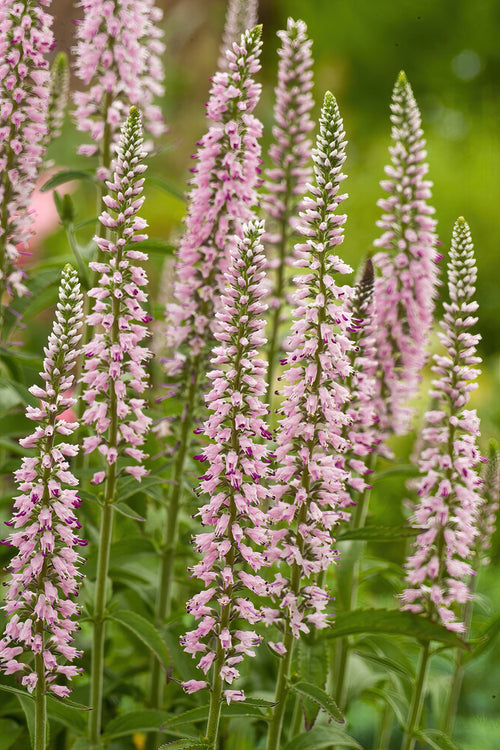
(180, 219, 271, 700)
(218, 0, 258, 71)
(0, 265, 84, 696)
(372, 71, 439, 436)
(401, 218, 483, 632)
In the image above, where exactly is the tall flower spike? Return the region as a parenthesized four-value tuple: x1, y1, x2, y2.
(0, 0, 54, 314)
(372, 71, 439, 435)
(181, 220, 271, 711)
(263, 17, 315, 405)
(401, 218, 483, 633)
(0, 265, 84, 698)
(73, 0, 165, 172)
(44, 51, 69, 149)
(218, 0, 258, 70)
(82, 106, 152, 482)
(475, 440, 499, 566)
(267, 91, 354, 639)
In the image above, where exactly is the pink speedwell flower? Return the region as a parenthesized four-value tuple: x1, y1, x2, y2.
(267, 92, 354, 638)
(82, 107, 152, 482)
(0, 0, 54, 306)
(372, 71, 439, 435)
(0, 265, 84, 698)
(73, 0, 165, 167)
(218, 0, 258, 70)
(180, 220, 271, 704)
(165, 25, 263, 384)
(401, 218, 483, 633)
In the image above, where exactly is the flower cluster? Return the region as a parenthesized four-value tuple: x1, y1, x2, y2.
(401, 218, 483, 632)
(181, 220, 271, 703)
(164, 25, 263, 389)
(218, 0, 258, 70)
(372, 71, 439, 435)
(73, 0, 165, 169)
(476, 441, 499, 566)
(82, 107, 152, 483)
(45, 51, 69, 149)
(0, 265, 84, 697)
(0, 0, 54, 304)
(267, 92, 354, 639)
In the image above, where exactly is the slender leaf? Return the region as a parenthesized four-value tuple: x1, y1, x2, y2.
(46, 696, 88, 736)
(40, 169, 96, 192)
(466, 613, 500, 661)
(113, 501, 146, 522)
(290, 681, 344, 724)
(282, 725, 363, 750)
(363, 686, 407, 727)
(337, 525, 422, 541)
(297, 639, 328, 729)
(17, 696, 35, 750)
(415, 729, 460, 750)
(159, 742, 210, 750)
(0, 685, 34, 701)
(102, 709, 171, 740)
(353, 649, 412, 681)
(160, 701, 268, 731)
(326, 609, 468, 648)
(109, 609, 171, 671)
(137, 239, 176, 255)
(0, 719, 22, 750)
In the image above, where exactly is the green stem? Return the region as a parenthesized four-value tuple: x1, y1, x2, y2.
(34, 621, 47, 750)
(266, 625, 296, 750)
(401, 642, 431, 750)
(375, 702, 394, 750)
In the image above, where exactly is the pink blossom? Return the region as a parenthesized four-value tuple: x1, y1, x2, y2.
(372, 71, 439, 435)
(180, 220, 271, 701)
(73, 0, 165, 168)
(218, 0, 258, 71)
(0, 265, 84, 696)
(0, 0, 54, 307)
(82, 107, 152, 477)
(401, 218, 483, 632)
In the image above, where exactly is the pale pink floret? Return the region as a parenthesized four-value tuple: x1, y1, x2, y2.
(0, 266, 85, 696)
(0, 0, 54, 302)
(82, 108, 152, 481)
(73, 0, 165, 169)
(180, 220, 271, 703)
(372, 71, 439, 436)
(164, 26, 263, 388)
(401, 219, 483, 632)
(267, 92, 354, 637)
(218, 0, 258, 71)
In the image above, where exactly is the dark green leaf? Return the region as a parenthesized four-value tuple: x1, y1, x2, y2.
(17, 696, 35, 750)
(146, 173, 185, 202)
(46, 696, 88, 736)
(113, 501, 146, 522)
(297, 639, 328, 729)
(109, 609, 171, 671)
(290, 682, 344, 724)
(40, 170, 96, 192)
(116, 474, 165, 502)
(415, 729, 460, 750)
(282, 725, 362, 750)
(158, 743, 210, 750)
(0, 718, 22, 750)
(0, 685, 34, 701)
(137, 239, 176, 255)
(161, 701, 268, 732)
(102, 709, 171, 740)
(337, 525, 422, 541)
(326, 609, 467, 648)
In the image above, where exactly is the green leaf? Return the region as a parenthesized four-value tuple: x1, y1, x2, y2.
(466, 613, 500, 661)
(297, 640, 328, 729)
(116, 474, 165, 502)
(102, 709, 171, 740)
(353, 649, 412, 681)
(160, 701, 268, 732)
(158, 742, 210, 750)
(290, 682, 344, 724)
(362, 686, 407, 727)
(40, 169, 96, 192)
(113, 501, 146, 522)
(109, 609, 171, 671)
(0, 685, 34, 701)
(337, 525, 422, 541)
(17, 696, 35, 750)
(146, 173, 185, 202)
(282, 725, 363, 750)
(415, 729, 460, 750)
(0, 718, 22, 750)
(326, 609, 467, 648)
(46, 696, 88, 736)
(137, 239, 176, 255)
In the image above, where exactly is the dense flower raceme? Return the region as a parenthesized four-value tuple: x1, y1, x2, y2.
(180, 220, 272, 703)
(475, 441, 499, 567)
(0, 265, 85, 697)
(372, 71, 439, 436)
(0, 0, 54, 304)
(165, 26, 263, 389)
(218, 0, 258, 70)
(73, 0, 165, 168)
(45, 51, 69, 149)
(266, 92, 355, 641)
(401, 218, 484, 633)
(81, 107, 152, 483)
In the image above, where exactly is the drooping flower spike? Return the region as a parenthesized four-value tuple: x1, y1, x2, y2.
(81, 106, 152, 483)
(73, 0, 165, 173)
(401, 218, 483, 633)
(0, 0, 54, 313)
(372, 71, 439, 435)
(0, 265, 84, 698)
(267, 91, 354, 639)
(218, 0, 258, 70)
(263, 17, 315, 404)
(180, 220, 271, 711)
